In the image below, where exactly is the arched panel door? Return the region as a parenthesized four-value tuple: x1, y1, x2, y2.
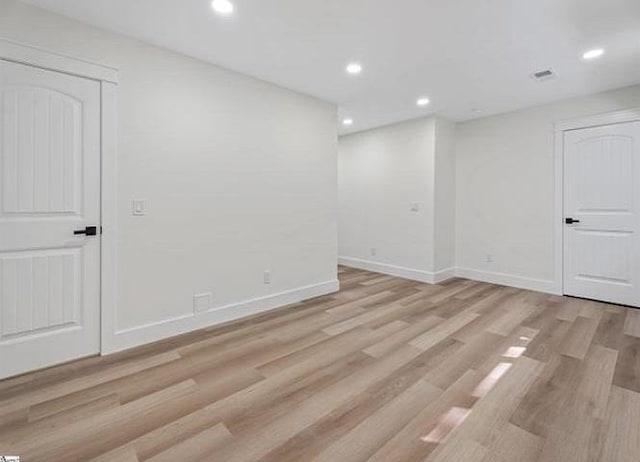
(563, 121, 640, 307)
(0, 59, 101, 378)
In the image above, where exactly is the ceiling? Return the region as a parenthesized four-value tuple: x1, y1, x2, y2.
(21, 0, 640, 134)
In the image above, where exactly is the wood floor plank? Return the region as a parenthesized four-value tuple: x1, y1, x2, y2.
(221, 354, 377, 438)
(257, 321, 405, 377)
(363, 315, 445, 358)
(312, 379, 440, 462)
(147, 422, 233, 462)
(131, 369, 273, 460)
(0, 265, 636, 462)
(510, 354, 582, 437)
(555, 297, 583, 322)
(89, 446, 140, 462)
(523, 318, 572, 362)
(423, 331, 504, 390)
(613, 335, 640, 393)
(409, 310, 480, 351)
(368, 370, 480, 462)
(598, 385, 640, 462)
(578, 301, 605, 321)
(463, 288, 513, 315)
(211, 345, 425, 462)
(535, 345, 618, 462)
(484, 295, 537, 336)
(257, 338, 461, 462)
(0, 351, 181, 416)
(28, 391, 120, 423)
(4, 379, 200, 461)
(429, 354, 543, 453)
(624, 309, 640, 338)
(480, 423, 542, 462)
(426, 438, 487, 462)
(322, 302, 406, 336)
(426, 281, 477, 304)
(559, 316, 600, 360)
(593, 308, 626, 351)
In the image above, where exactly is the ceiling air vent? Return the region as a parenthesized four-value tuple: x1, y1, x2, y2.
(531, 69, 556, 82)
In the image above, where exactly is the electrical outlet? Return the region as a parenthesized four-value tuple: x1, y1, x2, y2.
(371, 248, 377, 257)
(410, 202, 420, 213)
(486, 254, 494, 263)
(264, 270, 271, 285)
(193, 292, 212, 313)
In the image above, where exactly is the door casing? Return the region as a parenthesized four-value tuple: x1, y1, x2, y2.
(0, 37, 120, 357)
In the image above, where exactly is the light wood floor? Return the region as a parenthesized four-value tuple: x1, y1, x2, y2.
(2, 266, 640, 462)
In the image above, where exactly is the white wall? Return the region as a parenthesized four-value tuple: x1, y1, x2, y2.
(0, 0, 338, 351)
(338, 116, 456, 282)
(456, 84, 640, 289)
(339, 85, 640, 293)
(338, 118, 436, 277)
(433, 118, 456, 273)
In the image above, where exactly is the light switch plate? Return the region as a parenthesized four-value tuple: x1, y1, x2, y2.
(133, 199, 146, 216)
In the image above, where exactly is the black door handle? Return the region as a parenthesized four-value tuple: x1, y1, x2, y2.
(565, 218, 581, 224)
(74, 226, 98, 236)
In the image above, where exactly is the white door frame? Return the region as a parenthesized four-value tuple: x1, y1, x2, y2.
(553, 108, 640, 297)
(0, 37, 120, 355)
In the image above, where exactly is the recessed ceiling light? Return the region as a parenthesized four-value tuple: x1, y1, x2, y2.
(416, 97, 430, 107)
(211, 0, 234, 15)
(582, 48, 605, 60)
(346, 63, 362, 75)
(342, 118, 354, 126)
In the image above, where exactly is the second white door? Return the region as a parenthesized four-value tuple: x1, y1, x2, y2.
(564, 120, 640, 307)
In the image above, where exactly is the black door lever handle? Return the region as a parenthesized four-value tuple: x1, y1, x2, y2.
(74, 226, 98, 236)
(565, 218, 580, 224)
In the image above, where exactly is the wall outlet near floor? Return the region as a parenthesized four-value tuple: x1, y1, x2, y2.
(486, 254, 494, 263)
(371, 248, 377, 257)
(193, 292, 212, 313)
(264, 270, 271, 285)
(410, 201, 421, 213)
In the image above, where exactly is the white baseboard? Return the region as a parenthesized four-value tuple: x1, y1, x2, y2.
(339, 256, 558, 295)
(338, 256, 455, 284)
(433, 267, 457, 283)
(105, 264, 557, 355)
(455, 267, 559, 295)
(104, 279, 339, 355)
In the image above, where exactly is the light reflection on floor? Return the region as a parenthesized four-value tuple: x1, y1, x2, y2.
(421, 406, 472, 443)
(472, 362, 513, 398)
(420, 331, 536, 445)
(503, 346, 526, 358)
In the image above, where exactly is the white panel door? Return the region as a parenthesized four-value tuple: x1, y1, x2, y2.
(564, 121, 640, 307)
(0, 60, 101, 378)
